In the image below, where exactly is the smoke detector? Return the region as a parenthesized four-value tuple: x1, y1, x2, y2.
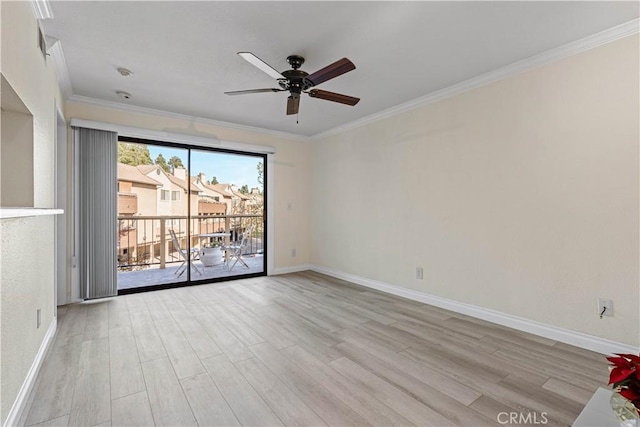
(117, 67, 133, 77)
(116, 91, 131, 100)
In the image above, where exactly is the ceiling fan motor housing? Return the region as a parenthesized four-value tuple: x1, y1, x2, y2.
(280, 56, 310, 97)
(279, 70, 310, 96)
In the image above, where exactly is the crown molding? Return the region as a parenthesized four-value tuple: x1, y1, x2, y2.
(67, 95, 310, 142)
(30, 0, 53, 20)
(312, 18, 640, 141)
(46, 38, 72, 101)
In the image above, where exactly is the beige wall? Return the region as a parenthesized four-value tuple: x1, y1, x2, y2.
(128, 183, 158, 257)
(65, 102, 312, 270)
(1, 74, 36, 208)
(146, 169, 197, 217)
(130, 183, 158, 216)
(189, 191, 199, 219)
(0, 1, 64, 423)
(150, 170, 173, 216)
(0, 216, 56, 423)
(1, 109, 34, 207)
(312, 35, 640, 347)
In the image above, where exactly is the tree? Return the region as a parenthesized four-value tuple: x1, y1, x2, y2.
(257, 161, 263, 188)
(239, 185, 249, 194)
(154, 154, 170, 173)
(168, 156, 184, 172)
(118, 142, 152, 166)
(210, 176, 219, 185)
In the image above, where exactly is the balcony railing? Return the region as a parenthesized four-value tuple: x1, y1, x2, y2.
(117, 214, 263, 271)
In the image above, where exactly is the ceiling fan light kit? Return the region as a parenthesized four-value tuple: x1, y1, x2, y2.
(226, 52, 360, 116)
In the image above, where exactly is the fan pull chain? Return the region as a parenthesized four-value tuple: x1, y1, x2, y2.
(296, 113, 299, 125)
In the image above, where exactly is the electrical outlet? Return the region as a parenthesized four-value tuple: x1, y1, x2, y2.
(36, 308, 41, 328)
(416, 267, 423, 280)
(598, 299, 613, 318)
(291, 248, 297, 258)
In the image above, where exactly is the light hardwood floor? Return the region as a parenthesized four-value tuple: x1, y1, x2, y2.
(23, 272, 608, 426)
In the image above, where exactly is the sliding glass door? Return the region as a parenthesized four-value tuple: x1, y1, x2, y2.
(190, 149, 265, 283)
(116, 137, 266, 293)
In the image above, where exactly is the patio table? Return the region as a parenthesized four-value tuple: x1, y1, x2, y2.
(199, 232, 231, 265)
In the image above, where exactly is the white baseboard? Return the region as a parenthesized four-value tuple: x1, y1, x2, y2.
(4, 317, 57, 427)
(271, 264, 312, 275)
(309, 265, 638, 356)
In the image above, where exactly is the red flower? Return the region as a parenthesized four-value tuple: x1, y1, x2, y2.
(610, 367, 636, 384)
(620, 387, 640, 402)
(618, 354, 640, 364)
(607, 353, 640, 413)
(607, 355, 636, 368)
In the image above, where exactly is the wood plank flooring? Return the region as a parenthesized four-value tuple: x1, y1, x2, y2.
(23, 272, 609, 426)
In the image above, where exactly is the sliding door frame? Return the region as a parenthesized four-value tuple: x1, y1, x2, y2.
(117, 135, 268, 295)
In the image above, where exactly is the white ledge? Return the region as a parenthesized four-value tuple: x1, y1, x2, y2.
(0, 208, 64, 219)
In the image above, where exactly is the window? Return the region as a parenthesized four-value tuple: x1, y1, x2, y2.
(171, 191, 180, 201)
(160, 190, 170, 200)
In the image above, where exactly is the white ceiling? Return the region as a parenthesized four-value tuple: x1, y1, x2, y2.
(43, 1, 639, 137)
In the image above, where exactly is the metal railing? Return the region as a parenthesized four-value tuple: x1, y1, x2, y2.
(117, 214, 263, 271)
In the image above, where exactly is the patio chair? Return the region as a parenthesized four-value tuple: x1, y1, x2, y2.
(223, 225, 253, 271)
(169, 229, 202, 277)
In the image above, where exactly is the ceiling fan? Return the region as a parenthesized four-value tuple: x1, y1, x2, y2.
(225, 52, 360, 116)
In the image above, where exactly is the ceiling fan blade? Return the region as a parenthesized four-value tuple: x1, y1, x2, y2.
(238, 52, 284, 80)
(304, 58, 355, 87)
(286, 96, 300, 115)
(224, 88, 283, 95)
(308, 89, 360, 106)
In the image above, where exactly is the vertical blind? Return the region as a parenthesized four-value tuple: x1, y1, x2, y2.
(75, 127, 117, 299)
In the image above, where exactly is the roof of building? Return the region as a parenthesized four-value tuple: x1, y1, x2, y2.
(136, 164, 159, 175)
(117, 163, 162, 186)
(167, 174, 198, 192)
(207, 183, 235, 198)
(233, 190, 250, 200)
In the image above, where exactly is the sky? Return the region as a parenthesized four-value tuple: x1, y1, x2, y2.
(148, 145, 261, 189)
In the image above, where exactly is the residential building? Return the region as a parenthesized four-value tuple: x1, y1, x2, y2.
(246, 187, 264, 214)
(116, 163, 161, 264)
(117, 163, 228, 265)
